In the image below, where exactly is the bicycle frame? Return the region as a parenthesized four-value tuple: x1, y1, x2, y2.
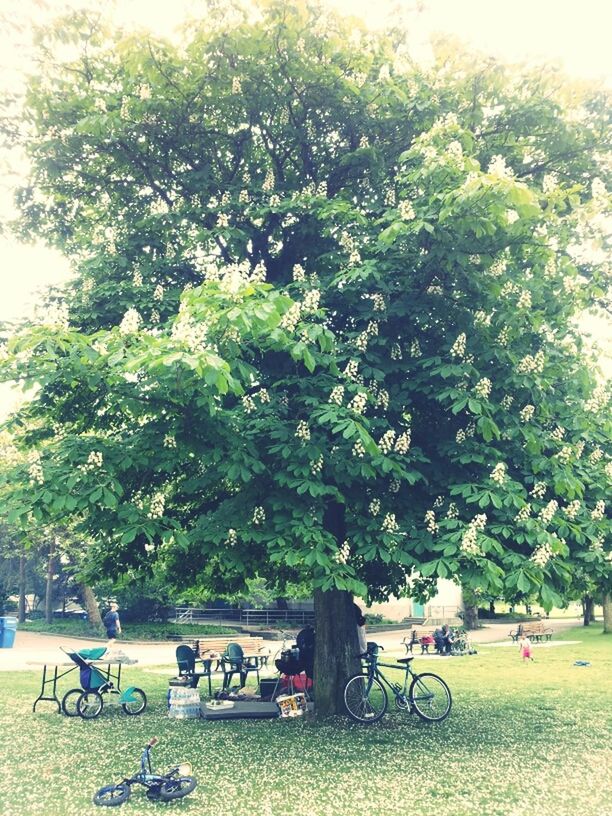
(362, 656, 414, 700)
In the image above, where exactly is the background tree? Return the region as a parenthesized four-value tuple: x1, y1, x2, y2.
(1, 0, 610, 713)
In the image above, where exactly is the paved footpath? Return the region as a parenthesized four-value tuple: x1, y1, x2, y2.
(0, 618, 584, 672)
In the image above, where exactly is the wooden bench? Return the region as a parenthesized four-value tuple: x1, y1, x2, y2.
(176, 636, 270, 667)
(402, 627, 437, 654)
(508, 622, 553, 642)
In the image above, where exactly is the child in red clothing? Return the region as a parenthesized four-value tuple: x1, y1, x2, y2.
(519, 634, 534, 662)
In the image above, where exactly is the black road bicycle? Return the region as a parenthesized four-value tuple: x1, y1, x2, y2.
(93, 738, 197, 806)
(343, 643, 452, 724)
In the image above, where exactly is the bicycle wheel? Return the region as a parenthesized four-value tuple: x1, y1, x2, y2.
(159, 777, 197, 801)
(121, 688, 147, 715)
(343, 673, 388, 724)
(77, 690, 104, 719)
(93, 784, 131, 806)
(409, 672, 452, 723)
(61, 688, 84, 717)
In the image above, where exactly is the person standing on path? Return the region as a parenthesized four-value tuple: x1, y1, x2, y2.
(103, 601, 121, 646)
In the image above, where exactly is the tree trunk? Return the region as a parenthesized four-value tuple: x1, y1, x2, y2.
(79, 583, 104, 631)
(489, 600, 495, 616)
(18, 552, 27, 624)
(602, 592, 611, 634)
(45, 540, 55, 625)
(313, 499, 361, 717)
(582, 595, 593, 626)
(463, 605, 479, 630)
(314, 587, 361, 717)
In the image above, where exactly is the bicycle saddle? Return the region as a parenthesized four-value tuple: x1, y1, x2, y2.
(397, 657, 414, 664)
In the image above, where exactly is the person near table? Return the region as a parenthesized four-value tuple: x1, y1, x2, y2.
(103, 601, 121, 646)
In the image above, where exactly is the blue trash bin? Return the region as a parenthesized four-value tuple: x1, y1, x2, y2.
(0, 617, 17, 648)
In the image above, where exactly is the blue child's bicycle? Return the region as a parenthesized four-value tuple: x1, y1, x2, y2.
(93, 737, 197, 806)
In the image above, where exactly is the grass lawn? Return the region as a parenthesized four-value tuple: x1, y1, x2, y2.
(0, 626, 610, 816)
(17, 619, 240, 640)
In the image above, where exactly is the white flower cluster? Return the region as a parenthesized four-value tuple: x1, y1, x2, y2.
(262, 169, 275, 192)
(148, 492, 165, 519)
(395, 431, 411, 454)
(424, 510, 438, 535)
(474, 378, 492, 399)
(506, 209, 520, 225)
(239, 189, 249, 204)
(139, 84, 151, 100)
(119, 308, 142, 335)
(446, 503, 459, 519)
(514, 504, 531, 523)
(352, 440, 366, 458)
(591, 177, 607, 201)
(348, 391, 368, 415)
(450, 333, 467, 359)
(446, 140, 463, 160)
(369, 498, 381, 516)
(28, 450, 44, 485)
(310, 455, 323, 476)
(591, 536, 604, 552)
(242, 395, 256, 414)
(302, 288, 321, 313)
(216, 213, 230, 229)
(542, 173, 558, 194)
(152, 284, 164, 302)
(409, 339, 422, 357)
(343, 360, 360, 381)
(252, 506, 266, 525)
(591, 500, 606, 521)
(385, 188, 396, 206)
(517, 351, 545, 375)
(329, 385, 344, 405)
(226, 528, 238, 546)
(365, 292, 386, 312)
(474, 310, 492, 327)
(381, 512, 399, 533)
(374, 388, 389, 410)
(456, 429, 466, 444)
(500, 281, 519, 298)
(389, 478, 400, 493)
(517, 290, 531, 309)
(232, 76, 242, 93)
(500, 394, 514, 410)
(295, 420, 311, 442)
(163, 434, 176, 449)
(497, 327, 510, 347)
(550, 426, 566, 442)
(490, 463, 506, 484)
(39, 302, 70, 331)
(531, 481, 547, 499)
(584, 384, 607, 413)
(487, 154, 513, 178)
(564, 500, 581, 520)
(589, 446, 603, 463)
(256, 388, 270, 404)
(538, 499, 558, 525)
(488, 256, 508, 277)
(379, 430, 396, 454)
(292, 264, 306, 282)
(86, 450, 104, 469)
(269, 194, 281, 207)
(390, 343, 402, 360)
(557, 446, 573, 464)
(398, 199, 416, 220)
(461, 514, 487, 556)
(280, 302, 302, 332)
(171, 310, 208, 353)
(520, 405, 535, 423)
(335, 540, 351, 564)
(605, 461, 612, 480)
(531, 542, 554, 568)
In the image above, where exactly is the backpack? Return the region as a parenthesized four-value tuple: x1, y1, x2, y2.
(296, 626, 315, 655)
(103, 610, 116, 627)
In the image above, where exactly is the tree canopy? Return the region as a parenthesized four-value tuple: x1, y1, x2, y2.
(1, 1, 610, 702)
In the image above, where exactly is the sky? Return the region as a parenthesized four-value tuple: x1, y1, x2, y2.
(0, 0, 611, 415)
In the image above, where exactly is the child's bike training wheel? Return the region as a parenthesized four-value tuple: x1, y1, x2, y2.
(159, 777, 198, 801)
(93, 783, 131, 807)
(121, 687, 147, 715)
(61, 688, 85, 717)
(77, 690, 104, 719)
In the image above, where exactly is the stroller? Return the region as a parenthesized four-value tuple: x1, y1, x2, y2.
(60, 647, 147, 719)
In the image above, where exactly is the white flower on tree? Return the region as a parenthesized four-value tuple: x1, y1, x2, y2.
(490, 463, 506, 484)
(119, 308, 142, 335)
(295, 420, 311, 442)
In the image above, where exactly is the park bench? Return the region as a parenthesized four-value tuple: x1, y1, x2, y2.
(402, 627, 437, 654)
(173, 636, 270, 667)
(508, 622, 553, 642)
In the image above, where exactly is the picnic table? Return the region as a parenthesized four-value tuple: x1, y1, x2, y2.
(28, 658, 137, 713)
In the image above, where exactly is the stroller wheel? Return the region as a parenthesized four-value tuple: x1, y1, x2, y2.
(62, 688, 84, 717)
(77, 690, 104, 719)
